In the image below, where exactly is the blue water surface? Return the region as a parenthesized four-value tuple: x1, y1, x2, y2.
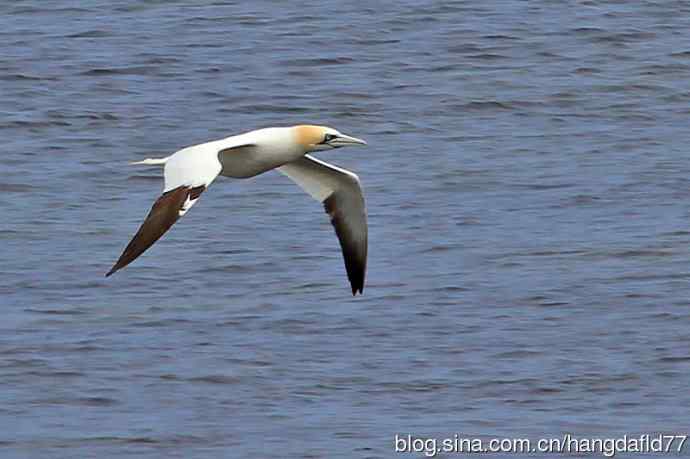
(2, 1, 690, 457)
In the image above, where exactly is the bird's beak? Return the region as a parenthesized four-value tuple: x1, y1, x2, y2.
(331, 133, 367, 147)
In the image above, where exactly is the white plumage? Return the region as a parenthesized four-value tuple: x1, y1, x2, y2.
(107, 125, 369, 295)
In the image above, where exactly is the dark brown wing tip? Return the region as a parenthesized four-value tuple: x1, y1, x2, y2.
(349, 271, 365, 296)
(105, 263, 121, 277)
(349, 275, 364, 295)
(324, 192, 367, 296)
(105, 186, 204, 278)
(351, 284, 364, 296)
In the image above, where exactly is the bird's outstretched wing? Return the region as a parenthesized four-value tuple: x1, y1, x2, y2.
(278, 155, 368, 295)
(106, 185, 207, 276)
(106, 144, 232, 276)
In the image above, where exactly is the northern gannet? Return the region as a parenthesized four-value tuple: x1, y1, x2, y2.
(106, 125, 369, 295)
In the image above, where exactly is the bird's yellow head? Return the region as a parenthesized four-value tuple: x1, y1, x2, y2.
(293, 125, 367, 152)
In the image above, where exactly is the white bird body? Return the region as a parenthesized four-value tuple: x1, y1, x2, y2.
(109, 125, 369, 295)
(217, 127, 305, 178)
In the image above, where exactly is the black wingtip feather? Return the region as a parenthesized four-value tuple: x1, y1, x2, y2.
(105, 186, 205, 278)
(323, 192, 367, 296)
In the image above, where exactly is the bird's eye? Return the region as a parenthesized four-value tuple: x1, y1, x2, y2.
(324, 133, 337, 142)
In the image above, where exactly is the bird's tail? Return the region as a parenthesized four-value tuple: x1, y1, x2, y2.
(130, 157, 169, 166)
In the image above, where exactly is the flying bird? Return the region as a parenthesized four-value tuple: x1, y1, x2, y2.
(107, 125, 368, 295)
